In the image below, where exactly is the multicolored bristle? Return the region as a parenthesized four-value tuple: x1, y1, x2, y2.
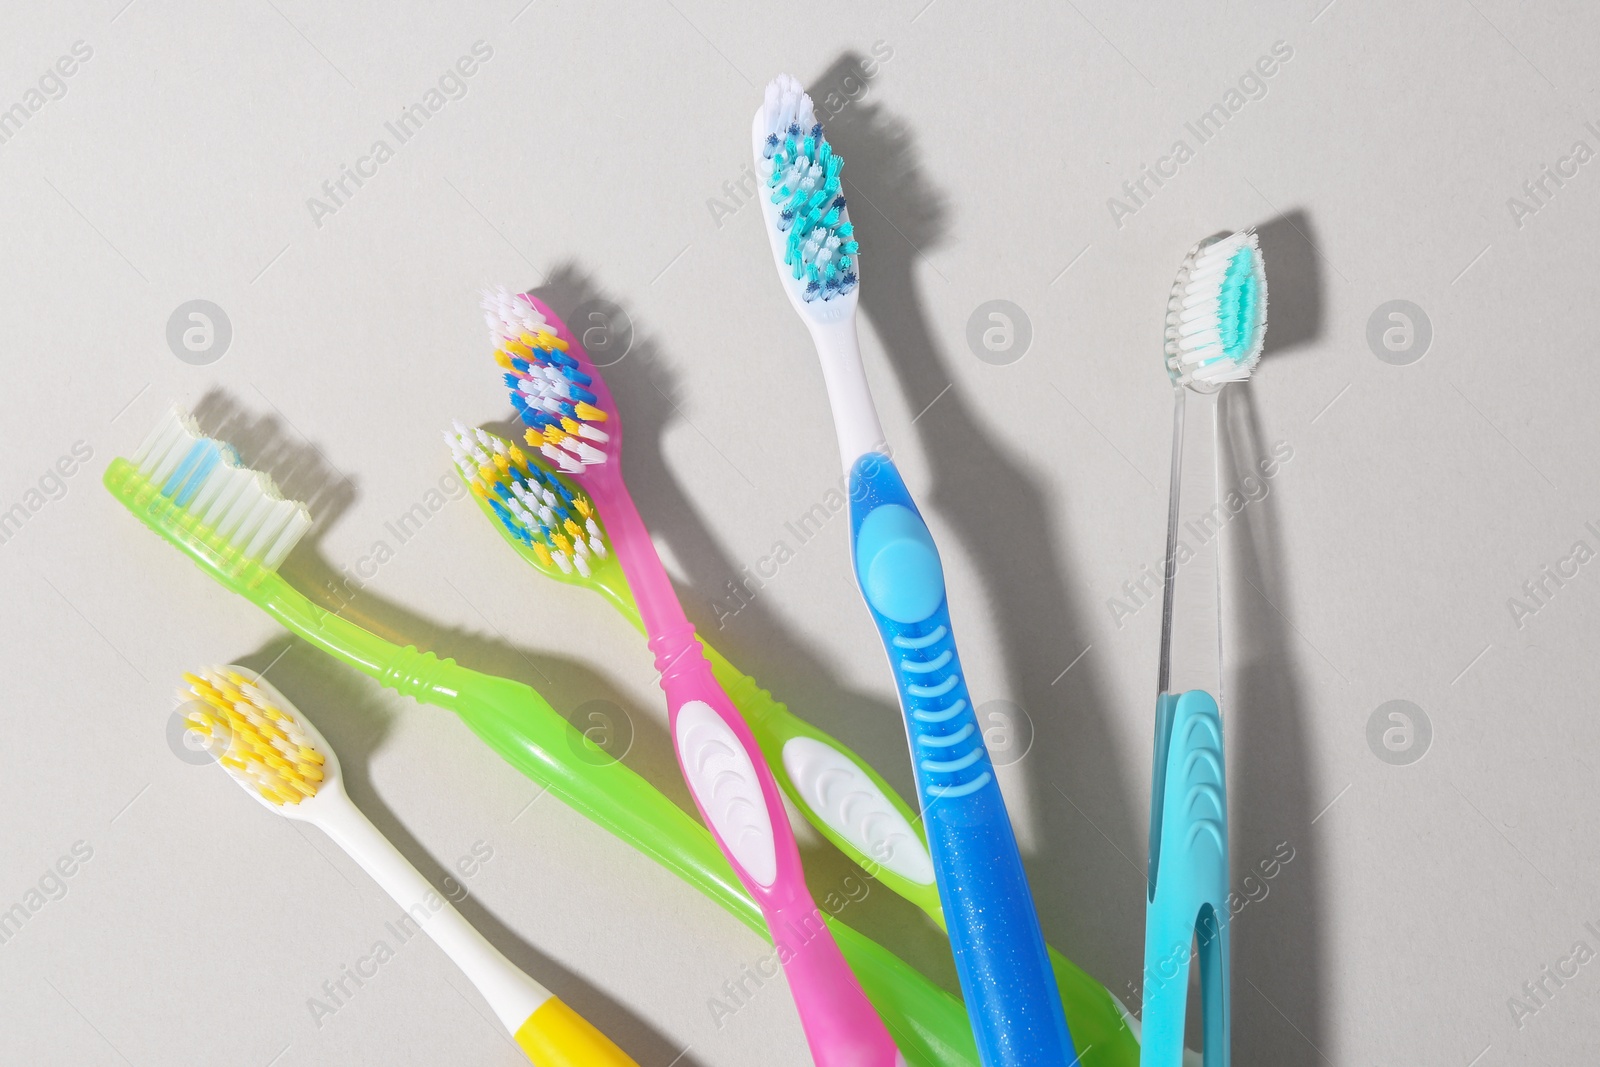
(481, 286, 612, 474)
(128, 407, 312, 569)
(760, 74, 858, 302)
(445, 421, 608, 579)
(180, 667, 327, 806)
(1165, 230, 1268, 388)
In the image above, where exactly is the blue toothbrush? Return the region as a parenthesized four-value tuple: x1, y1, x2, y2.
(1142, 231, 1268, 1066)
(752, 73, 1077, 1067)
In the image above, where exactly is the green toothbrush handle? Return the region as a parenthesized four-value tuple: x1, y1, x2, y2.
(255, 583, 978, 1067)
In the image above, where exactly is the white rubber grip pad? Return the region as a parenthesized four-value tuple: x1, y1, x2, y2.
(782, 736, 935, 885)
(675, 700, 778, 888)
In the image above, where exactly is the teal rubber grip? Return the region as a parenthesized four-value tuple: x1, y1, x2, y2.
(1142, 690, 1230, 1066)
(848, 453, 1077, 1067)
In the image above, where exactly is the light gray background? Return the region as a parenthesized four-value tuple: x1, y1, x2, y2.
(2, 0, 1596, 1064)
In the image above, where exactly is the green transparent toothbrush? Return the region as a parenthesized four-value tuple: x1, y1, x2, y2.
(448, 422, 1142, 1066)
(105, 405, 976, 1067)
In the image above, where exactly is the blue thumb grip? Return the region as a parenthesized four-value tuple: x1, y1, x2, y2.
(850, 455, 1077, 1066)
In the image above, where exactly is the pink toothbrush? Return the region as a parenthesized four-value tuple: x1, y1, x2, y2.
(482, 288, 905, 1067)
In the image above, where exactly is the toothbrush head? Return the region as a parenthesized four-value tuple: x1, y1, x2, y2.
(179, 665, 337, 815)
(105, 406, 313, 582)
(444, 421, 610, 582)
(1165, 230, 1267, 390)
(751, 74, 860, 317)
(482, 287, 620, 475)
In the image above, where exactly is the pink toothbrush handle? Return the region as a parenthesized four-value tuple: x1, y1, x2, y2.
(595, 479, 900, 1066)
(653, 628, 902, 1067)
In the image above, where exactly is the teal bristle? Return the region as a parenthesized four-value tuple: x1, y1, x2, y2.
(1218, 249, 1262, 363)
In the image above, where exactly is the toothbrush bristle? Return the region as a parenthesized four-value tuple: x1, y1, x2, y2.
(759, 74, 858, 301)
(1164, 230, 1268, 388)
(446, 422, 608, 579)
(481, 286, 614, 474)
(129, 406, 312, 569)
(180, 667, 327, 806)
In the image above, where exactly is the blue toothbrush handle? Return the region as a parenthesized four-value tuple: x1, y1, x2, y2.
(1142, 690, 1230, 1066)
(849, 455, 1076, 1067)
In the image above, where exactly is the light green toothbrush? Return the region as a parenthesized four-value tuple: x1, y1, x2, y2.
(105, 404, 976, 1067)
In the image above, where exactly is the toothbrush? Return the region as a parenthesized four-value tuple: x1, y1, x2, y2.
(179, 665, 635, 1065)
(450, 423, 1146, 1066)
(750, 75, 1075, 1067)
(484, 288, 905, 1067)
(1142, 231, 1267, 1067)
(104, 406, 979, 1067)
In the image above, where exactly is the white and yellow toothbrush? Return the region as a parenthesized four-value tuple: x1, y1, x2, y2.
(180, 665, 637, 1066)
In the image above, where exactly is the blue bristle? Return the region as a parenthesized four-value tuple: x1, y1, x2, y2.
(162, 439, 215, 502)
(487, 497, 521, 534)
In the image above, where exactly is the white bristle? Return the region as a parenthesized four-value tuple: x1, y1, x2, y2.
(762, 73, 816, 143)
(131, 406, 312, 569)
(540, 442, 583, 473)
(481, 285, 549, 342)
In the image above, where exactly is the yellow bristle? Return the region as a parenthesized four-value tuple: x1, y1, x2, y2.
(533, 543, 554, 568)
(563, 519, 582, 541)
(507, 444, 528, 470)
(528, 331, 568, 352)
(183, 669, 326, 807)
(541, 426, 566, 446)
(524, 429, 541, 450)
(492, 453, 510, 474)
(494, 349, 514, 370)
(574, 498, 593, 519)
(505, 339, 531, 358)
(478, 463, 499, 485)
(552, 533, 573, 554)
(575, 402, 607, 422)
(560, 417, 581, 435)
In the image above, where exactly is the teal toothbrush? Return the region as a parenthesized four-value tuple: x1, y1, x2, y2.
(1142, 230, 1267, 1066)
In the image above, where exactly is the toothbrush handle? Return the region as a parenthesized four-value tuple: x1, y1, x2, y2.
(654, 621, 903, 1067)
(848, 455, 1076, 1067)
(591, 477, 900, 1065)
(1142, 690, 1230, 1067)
(315, 797, 636, 1065)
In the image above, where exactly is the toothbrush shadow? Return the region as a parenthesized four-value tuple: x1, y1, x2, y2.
(1254, 210, 1322, 359)
(525, 264, 957, 987)
(184, 393, 697, 1065)
(1218, 209, 1327, 1061)
(814, 55, 1142, 992)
